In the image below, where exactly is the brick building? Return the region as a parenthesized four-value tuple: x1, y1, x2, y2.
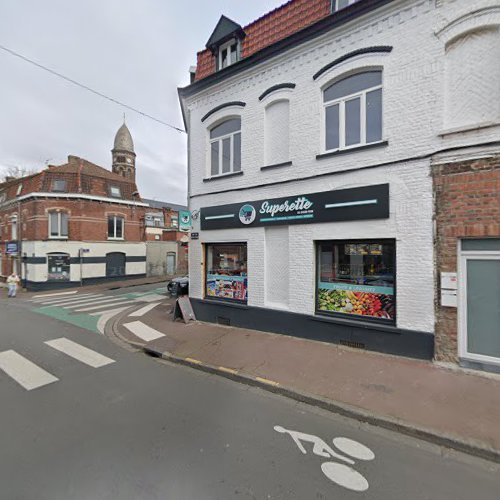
(179, 0, 500, 365)
(0, 122, 187, 289)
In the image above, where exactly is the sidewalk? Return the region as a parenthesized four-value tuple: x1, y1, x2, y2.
(111, 303, 500, 463)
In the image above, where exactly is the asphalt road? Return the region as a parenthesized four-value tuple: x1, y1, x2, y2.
(1, 293, 499, 499)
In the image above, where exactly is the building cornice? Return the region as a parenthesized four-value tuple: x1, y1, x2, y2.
(0, 192, 150, 209)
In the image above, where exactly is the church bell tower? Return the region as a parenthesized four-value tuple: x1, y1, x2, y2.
(112, 120, 136, 182)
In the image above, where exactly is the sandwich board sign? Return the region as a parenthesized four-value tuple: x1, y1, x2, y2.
(173, 296, 196, 324)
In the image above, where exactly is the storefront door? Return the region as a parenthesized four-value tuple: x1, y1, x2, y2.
(166, 252, 176, 275)
(106, 252, 126, 278)
(459, 240, 500, 366)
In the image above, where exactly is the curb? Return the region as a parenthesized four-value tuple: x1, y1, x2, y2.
(142, 344, 500, 464)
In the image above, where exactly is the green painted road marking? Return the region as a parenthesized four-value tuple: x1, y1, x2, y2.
(34, 306, 99, 334)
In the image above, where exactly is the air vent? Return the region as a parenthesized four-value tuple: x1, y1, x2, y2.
(339, 339, 366, 350)
(216, 316, 231, 326)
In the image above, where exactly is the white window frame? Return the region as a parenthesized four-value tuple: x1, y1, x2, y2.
(323, 79, 383, 153)
(209, 122, 241, 178)
(107, 215, 124, 240)
(48, 211, 68, 239)
(16, 184, 23, 196)
(218, 39, 239, 69)
(458, 248, 500, 366)
(11, 216, 18, 240)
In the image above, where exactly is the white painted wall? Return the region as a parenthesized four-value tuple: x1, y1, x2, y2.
(183, 0, 500, 334)
(22, 241, 146, 283)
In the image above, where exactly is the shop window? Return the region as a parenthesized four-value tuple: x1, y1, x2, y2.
(47, 253, 70, 281)
(323, 71, 382, 152)
(209, 118, 241, 176)
(317, 240, 395, 322)
(206, 243, 247, 302)
(48, 211, 68, 238)
(264, 100, 290, 166)
(108, 215, 124, 239)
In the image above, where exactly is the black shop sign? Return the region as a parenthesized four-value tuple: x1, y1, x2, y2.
(201, 184, 389, 230)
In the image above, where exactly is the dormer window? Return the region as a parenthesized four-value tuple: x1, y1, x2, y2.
(218, 39, 240, 69)
(109, 186, 121, 198)
(331, 0, 359, 12)
(52, 179, 67, 192)
(206, 15, 245, 72)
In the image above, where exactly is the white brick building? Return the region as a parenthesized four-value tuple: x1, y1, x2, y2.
(179, 0, 500, 360)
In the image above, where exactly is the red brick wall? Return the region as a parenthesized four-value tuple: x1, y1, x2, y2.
(432, 156, 500, 361)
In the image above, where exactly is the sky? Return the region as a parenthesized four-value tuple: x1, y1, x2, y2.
(0, 0, 285, 205)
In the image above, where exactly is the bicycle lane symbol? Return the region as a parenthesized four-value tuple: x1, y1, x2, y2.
(274, 425, 375, 492)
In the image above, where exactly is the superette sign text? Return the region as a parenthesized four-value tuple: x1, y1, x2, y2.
(201, 184, 389, 230)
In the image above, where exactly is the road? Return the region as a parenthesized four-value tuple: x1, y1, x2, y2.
(0, 287, 499, 499)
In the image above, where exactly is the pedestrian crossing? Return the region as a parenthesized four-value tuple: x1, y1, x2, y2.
(28, 288, 167, 334)
(0, 338, 114, 391)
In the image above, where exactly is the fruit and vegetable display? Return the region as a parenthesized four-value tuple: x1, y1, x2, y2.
(318, 288, 394, 320)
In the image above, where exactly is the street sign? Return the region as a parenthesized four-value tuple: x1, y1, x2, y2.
(191, 232, 199, 240)
(6, 241, 18, 255)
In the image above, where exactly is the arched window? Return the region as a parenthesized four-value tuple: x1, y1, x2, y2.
(323, 70, 382, 152)
(264, 100, 290, 166)
(210, 118, 241, 176)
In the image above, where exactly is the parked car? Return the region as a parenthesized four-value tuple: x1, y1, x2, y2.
(167, 276, 189, 296)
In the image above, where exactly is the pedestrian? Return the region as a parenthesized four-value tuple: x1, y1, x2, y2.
(7, 272, 20, 298)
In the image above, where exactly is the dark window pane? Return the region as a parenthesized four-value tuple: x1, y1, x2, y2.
(116, 217, 123, 238)
(221, 48, 227, 68)
(222, 137, 231, 173)
(230, 44, 238, 64)
(108, 217, 114, 237)
(366, 88, 382, 143)
(233, 133, 241, 171)
(211, 141, 219, 175)
(345, 97, 361, 146)
(324, 71, 382, 102)
(210, 118, 241, 139)
(61, 213, 68, 237)
(50, 213, 58, 236)
(325, 104, 340, 150)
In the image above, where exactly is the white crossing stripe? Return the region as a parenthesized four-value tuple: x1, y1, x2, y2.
(91, 307, 129, 334)
(63, 296, 127, 309)
(32, 290, 78, 299)
(45, 338, 115, 368)
(37, 293, 103, 305)
(129, 302, 160, 317)
(0, 350, 58, 390)
(73, 300, 133, 312)
(136, 294, 165, 303)
(123, 321, 165, 341)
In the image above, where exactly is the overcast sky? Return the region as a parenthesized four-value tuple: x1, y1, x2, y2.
(0, 0, 284, 205)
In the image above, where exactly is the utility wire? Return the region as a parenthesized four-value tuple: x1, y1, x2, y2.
(0, 43, 186, 134)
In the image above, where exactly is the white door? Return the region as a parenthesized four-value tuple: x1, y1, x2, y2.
(166, 252, 176, 275)
(459, 240, 500, 366)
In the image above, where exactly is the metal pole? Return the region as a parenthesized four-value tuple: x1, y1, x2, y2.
(79, 248, 83, 287)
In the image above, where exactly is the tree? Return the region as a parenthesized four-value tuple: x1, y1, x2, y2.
(0, 165, 39, 183)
